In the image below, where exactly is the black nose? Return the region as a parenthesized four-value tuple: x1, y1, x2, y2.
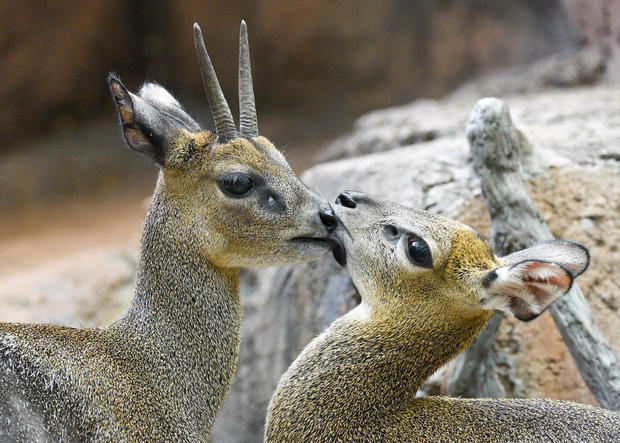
(335, 190, 366, 209)
(319, 204, 338, 234)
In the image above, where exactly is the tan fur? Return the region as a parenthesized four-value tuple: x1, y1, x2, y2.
(266, 195, 619, 442)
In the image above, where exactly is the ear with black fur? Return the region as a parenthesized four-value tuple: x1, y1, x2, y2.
(479, 240, 589, 321)
(107, 73, 200, 166)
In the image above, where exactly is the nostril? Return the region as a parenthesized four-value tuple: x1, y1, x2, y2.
(335, 191, 361, 209)
(319, 204, 338, 234)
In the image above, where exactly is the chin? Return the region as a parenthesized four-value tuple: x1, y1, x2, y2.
(288, 243, 331, 263)
(270, 240, 331, 265)
(221, 242, 330, 268)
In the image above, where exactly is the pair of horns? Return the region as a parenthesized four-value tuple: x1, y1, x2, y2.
(194, 21, 257, 142)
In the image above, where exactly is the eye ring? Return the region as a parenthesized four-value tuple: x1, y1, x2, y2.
(406, 236, 432, 268)
(217, 173, 255, 197)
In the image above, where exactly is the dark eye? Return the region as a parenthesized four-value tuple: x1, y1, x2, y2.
(407, 237, 432, 268)
(218, 173, 254, 197)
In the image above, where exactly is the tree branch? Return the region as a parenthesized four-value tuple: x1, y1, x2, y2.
(455, 97, 620, 411)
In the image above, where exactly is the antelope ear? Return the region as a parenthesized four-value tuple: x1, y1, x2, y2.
(479, 240, 589, 321)
(107, 73, 199, 166)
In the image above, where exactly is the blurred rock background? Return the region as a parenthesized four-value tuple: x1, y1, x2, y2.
(1, 1, 619, 442)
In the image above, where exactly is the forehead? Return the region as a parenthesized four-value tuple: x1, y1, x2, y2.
(390, 206, 460, 239)
(208, 136, 290, 176)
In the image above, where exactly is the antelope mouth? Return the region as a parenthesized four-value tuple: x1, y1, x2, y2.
(288, 236, 347, 266)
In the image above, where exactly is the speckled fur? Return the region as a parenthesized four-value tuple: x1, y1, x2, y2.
(266, 196, 619, 442)
(0, 79, 332, 440)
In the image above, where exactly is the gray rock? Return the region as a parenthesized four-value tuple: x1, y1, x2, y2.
(0, 246, 136, 328)
(450, 46, 607, 99)
(318, 82, 620, 167)
(318, 100, 472, 162)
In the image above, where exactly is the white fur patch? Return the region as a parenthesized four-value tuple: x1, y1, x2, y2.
(138, 83, 181, 110)
(348, 301, 371, 321)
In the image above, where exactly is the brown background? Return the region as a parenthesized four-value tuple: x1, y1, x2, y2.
(1, 1, 581, 151)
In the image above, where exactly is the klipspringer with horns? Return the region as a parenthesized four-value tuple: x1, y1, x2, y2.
(0, 21, 341, 441)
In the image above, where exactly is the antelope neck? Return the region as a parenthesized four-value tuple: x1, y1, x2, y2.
(114, 189, 242, 434)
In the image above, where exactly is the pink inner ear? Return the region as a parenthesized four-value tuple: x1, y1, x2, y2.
(520, 261, 571, 290)
(482, 261, 574, 321)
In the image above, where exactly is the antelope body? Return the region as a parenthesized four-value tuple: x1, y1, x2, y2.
(0, 22, 339, 441)
(266, 191, 620, 442)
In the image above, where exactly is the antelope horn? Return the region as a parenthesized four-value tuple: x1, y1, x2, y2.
(193, 23, 238, 141)
(238, 20, 258, 138)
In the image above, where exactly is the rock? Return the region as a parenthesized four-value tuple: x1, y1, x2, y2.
(0, 246, 136, 327)
(318, 83, 620, 167)
(307, 136, 479, 213)
(450, 46, 607, 99)
(563, 0, 620, 82)
(318, 100, 473, 162)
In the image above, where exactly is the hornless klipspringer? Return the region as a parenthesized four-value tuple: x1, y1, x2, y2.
(266, 191, 620, 442)
(0, 22, 343, 441)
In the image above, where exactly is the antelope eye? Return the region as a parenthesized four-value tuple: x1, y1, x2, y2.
(218, 173, 254, 197)
(407, 237, 432, 268)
